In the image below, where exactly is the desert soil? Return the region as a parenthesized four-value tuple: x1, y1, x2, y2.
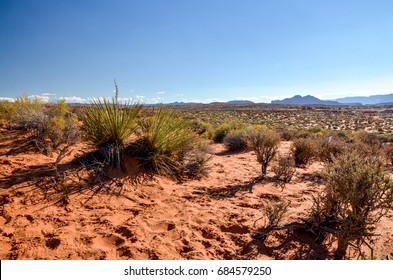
(0, 128, 392, 260)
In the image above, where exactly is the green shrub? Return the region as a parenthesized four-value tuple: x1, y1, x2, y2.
(132, 108, 199, 176)
(189, 120, 214, 138)
(291, 138, 316, 167)
(312, 151, 393, 259)
(0, 101, 17, 126)
(245, 129, 280, 177)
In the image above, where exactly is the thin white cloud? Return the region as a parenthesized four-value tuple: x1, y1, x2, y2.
(59, 96, 88, 103)
(41, 93, 57, 96)
(149, 97, 163, 104)
(28, 95, 50, 103)
(157, 91, 165, 95)
(0, 97, 15, 102)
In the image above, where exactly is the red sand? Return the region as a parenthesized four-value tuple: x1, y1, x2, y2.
(0, 128, 392, 260)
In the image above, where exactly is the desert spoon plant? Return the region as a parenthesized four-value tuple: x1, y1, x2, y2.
(82, 82, 143, 171)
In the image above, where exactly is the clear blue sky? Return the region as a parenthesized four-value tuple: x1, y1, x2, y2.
(1, 0, 393, 103)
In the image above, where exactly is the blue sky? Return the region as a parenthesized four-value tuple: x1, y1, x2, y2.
(1, 0, 393, 103)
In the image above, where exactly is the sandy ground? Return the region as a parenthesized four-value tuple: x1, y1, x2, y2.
(0, 128, 392, 260)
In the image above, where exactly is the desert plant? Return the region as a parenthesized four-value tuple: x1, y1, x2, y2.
(317, 136, 346, 163)
(245, 129, 280, 177)
(81, 87, 143, 170)
(189, 120, 214, 138)
(312, 151, 393, 259)
(272, 154, 296, 187)
(223, 129, 247, 152)
(384, 144, 393, 167)
(132, 108, 198, 176)
(263, 200, 290, 227)
(212, 123, 231, 143)
(0, 100, 17, 127)
(291, 138, 316, 167)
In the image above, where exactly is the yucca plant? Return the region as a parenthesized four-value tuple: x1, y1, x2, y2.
(82, 84, 143, 170)
(132, 108, 196, 176)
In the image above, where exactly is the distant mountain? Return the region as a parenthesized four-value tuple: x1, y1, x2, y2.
(226, 100, 255, 105)
(163, 101, 202, 106)
(334, 93, 393, 105)
(271, 95, 342, 105)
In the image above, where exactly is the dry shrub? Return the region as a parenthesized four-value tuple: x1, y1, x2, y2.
(245, 129, 280, 177)
(272, 154, 296, 188)
(223, 129, 247, 152)
(312, 150, 393, 259)
(291, 138, 316, 167)
(263, 201, 290, 227)
(317, 136, 346, 163)
(212, 123, 231, 143)
(177, 142, 211, 180)
(12, 98, 80, 160)
(384, 144, 393, 167)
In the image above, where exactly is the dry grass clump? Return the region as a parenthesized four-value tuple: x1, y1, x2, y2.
(312, 150, 393, 259)
(245, 129, 280, 177)
(291, 138, 317, 167)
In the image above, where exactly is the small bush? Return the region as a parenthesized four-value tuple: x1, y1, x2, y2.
(0, 101, 17, 126)
(317, 136, 346, 163)
(212, 123, 231, 143)
(9, 98, 80, 160)
(291, 138, 316, 167)
(276, 128, 297, 141)
(312, 151, 393, 259)
(223, 129, 247, 152)
(272, 154, 296, 187)
(245, 129, 280, 177)
(384, 144, 393, 167)
(263, 201, 289, 227)
(189, 121, 214, 138)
